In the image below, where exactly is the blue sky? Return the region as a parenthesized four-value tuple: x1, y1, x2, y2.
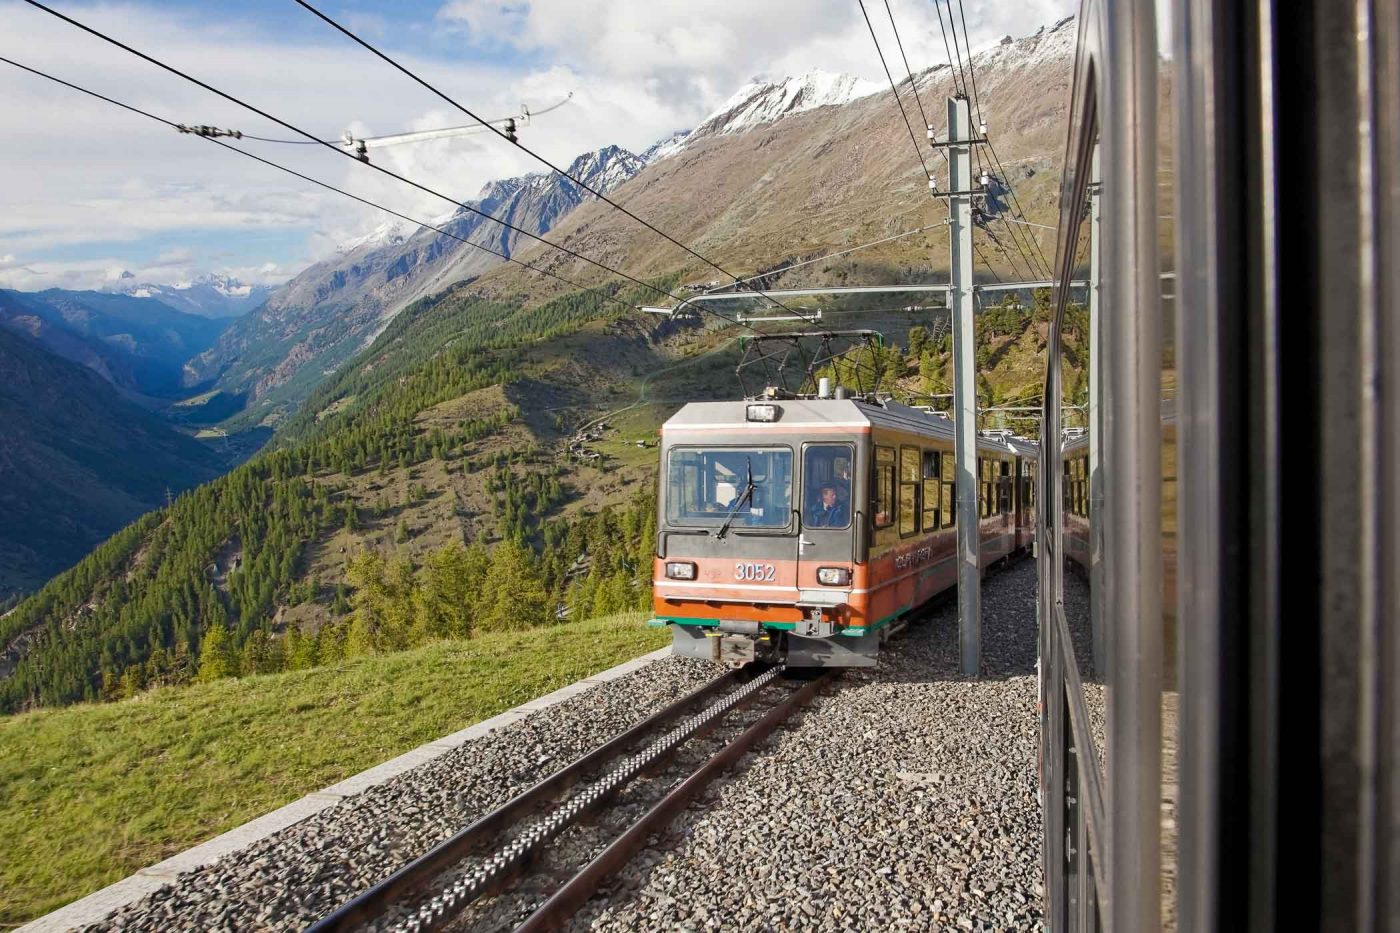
(0, 0, 1075, 290)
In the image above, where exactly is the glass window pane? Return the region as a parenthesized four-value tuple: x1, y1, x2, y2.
(665, 447, 792, 527)
(899, 483, 917, 535)
(873, 450, 895, 528)
(922, 478, 939, 529)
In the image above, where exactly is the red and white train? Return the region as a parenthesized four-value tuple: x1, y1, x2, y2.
(650, 396, 1036, 667)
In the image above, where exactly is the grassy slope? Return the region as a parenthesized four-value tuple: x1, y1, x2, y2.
(0, 613, 667, 926)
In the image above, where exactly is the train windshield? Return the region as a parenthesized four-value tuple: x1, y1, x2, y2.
(665, 447, 793, 529)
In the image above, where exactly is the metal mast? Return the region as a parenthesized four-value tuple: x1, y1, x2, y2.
(947, 95, 981, 677)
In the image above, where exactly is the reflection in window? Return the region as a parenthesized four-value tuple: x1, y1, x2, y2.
(873, 446, 895, 528)
(921, 450, 941, 530)
(666, 447, 792, 528)
(900, 447, 920, 535)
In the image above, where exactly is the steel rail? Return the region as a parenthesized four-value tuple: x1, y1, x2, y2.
(392, 668, 785, 931)
(307, 669, 747, 932)
(513, 669, 838, 933)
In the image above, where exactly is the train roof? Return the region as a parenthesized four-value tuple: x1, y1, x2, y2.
(663, 399, 1039, 456)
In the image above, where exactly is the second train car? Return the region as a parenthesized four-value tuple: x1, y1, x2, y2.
(651, 395, 1036, 667)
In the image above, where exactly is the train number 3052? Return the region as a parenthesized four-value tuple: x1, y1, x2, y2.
(734, 562, 777, 582)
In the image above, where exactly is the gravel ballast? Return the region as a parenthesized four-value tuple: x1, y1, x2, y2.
(575, 557, 1046, 932)
(87, 657, 721, 931)
(91, 558, 1050, 931)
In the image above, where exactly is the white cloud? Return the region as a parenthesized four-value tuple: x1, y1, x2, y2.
(0, 0, 1074, 290)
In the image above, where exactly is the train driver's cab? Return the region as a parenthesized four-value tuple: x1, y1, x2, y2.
(801, 445, 854, 530)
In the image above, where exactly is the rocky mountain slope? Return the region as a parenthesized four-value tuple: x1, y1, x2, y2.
(186, 145, 652, 425)
(0, 328, 226, 598)
(469, 22, 1073, 301)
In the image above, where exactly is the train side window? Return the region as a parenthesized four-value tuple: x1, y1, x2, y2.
(942, 451, 956, 528)
(873, 446, 895, 529)
(921, 450, 940, 530)
(999, 461, 1012, 515)
(899, 447, 920, 536)
(980, 459, 992, 518)
(802, 443, 853, 529)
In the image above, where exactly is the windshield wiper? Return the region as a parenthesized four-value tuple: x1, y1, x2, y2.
(715, 458, 755, 540)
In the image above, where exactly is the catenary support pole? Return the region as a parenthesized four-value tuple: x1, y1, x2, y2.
(948, 95, 981, 677)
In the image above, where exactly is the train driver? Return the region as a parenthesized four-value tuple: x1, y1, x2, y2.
(806, 484, 849, 527)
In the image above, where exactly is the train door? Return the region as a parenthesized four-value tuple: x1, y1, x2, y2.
(796, 442, 856, 638)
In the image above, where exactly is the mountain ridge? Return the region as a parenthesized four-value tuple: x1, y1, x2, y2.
(0, 328, 227, 599)
(186, 143, 655, 424)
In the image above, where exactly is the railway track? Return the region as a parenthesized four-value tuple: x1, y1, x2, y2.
(308, 664, 838, 933)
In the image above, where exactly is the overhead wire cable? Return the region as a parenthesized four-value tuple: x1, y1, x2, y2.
(937, 0, 970, 100)
(881, 0, 932, 132)
(856, 0, 932, 179)
(289, 0, 820, 325)
(987, 137, 1054, 277)
(0, 58, 777, 344)
(18, 0, 705, 312)
(931, 0, 966, 96)
(869, 0, 1007, 287)
(946, 0, 1054, 279)
(0, 55, 646, 316)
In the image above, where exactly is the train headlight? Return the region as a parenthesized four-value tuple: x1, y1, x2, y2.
(816, 567, 852, 586)
(665, 561, 697, 580)
(746, 403, 781, 422)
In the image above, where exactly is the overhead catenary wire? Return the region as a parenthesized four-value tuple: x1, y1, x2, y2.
(986, 137, 1054, 278)
(290, 0, 821, 326)
(881, 0, 932, 132)
(856, 0, 932, 179)
(864, 0, 1009, 286)
(18, 0, 713, 315)
(937, 0, 971, 101)
(944, 0, 1054, 280)
(0, 59, 776, 346)
(931, 0, 966, 98)
(0, 55, 647, 317)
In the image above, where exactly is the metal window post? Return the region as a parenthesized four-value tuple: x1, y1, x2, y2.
(948, 95, 981, 677)
(1089, 143, 1105, 677)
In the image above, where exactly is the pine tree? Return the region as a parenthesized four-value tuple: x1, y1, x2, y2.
(413, 542, 479, 640)
(478, 541, 547, 632)
(197, 624, 234, 682)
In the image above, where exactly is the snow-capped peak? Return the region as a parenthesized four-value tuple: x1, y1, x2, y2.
(641, 130, 691, 165)
(690, 71, 881, 140)
(336, 218, 413, 254)
(565, 145, 646, 195)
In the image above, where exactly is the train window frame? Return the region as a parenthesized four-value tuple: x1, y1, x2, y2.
(921, 449, 941, 530)
(799, 442, 854, 531)
(663, 444, 795, 531)
(872, 445, 896, 529)
(899, 446, 921, 537)
(999, 461, 1013, 515)
(980, 458, 993, 518)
